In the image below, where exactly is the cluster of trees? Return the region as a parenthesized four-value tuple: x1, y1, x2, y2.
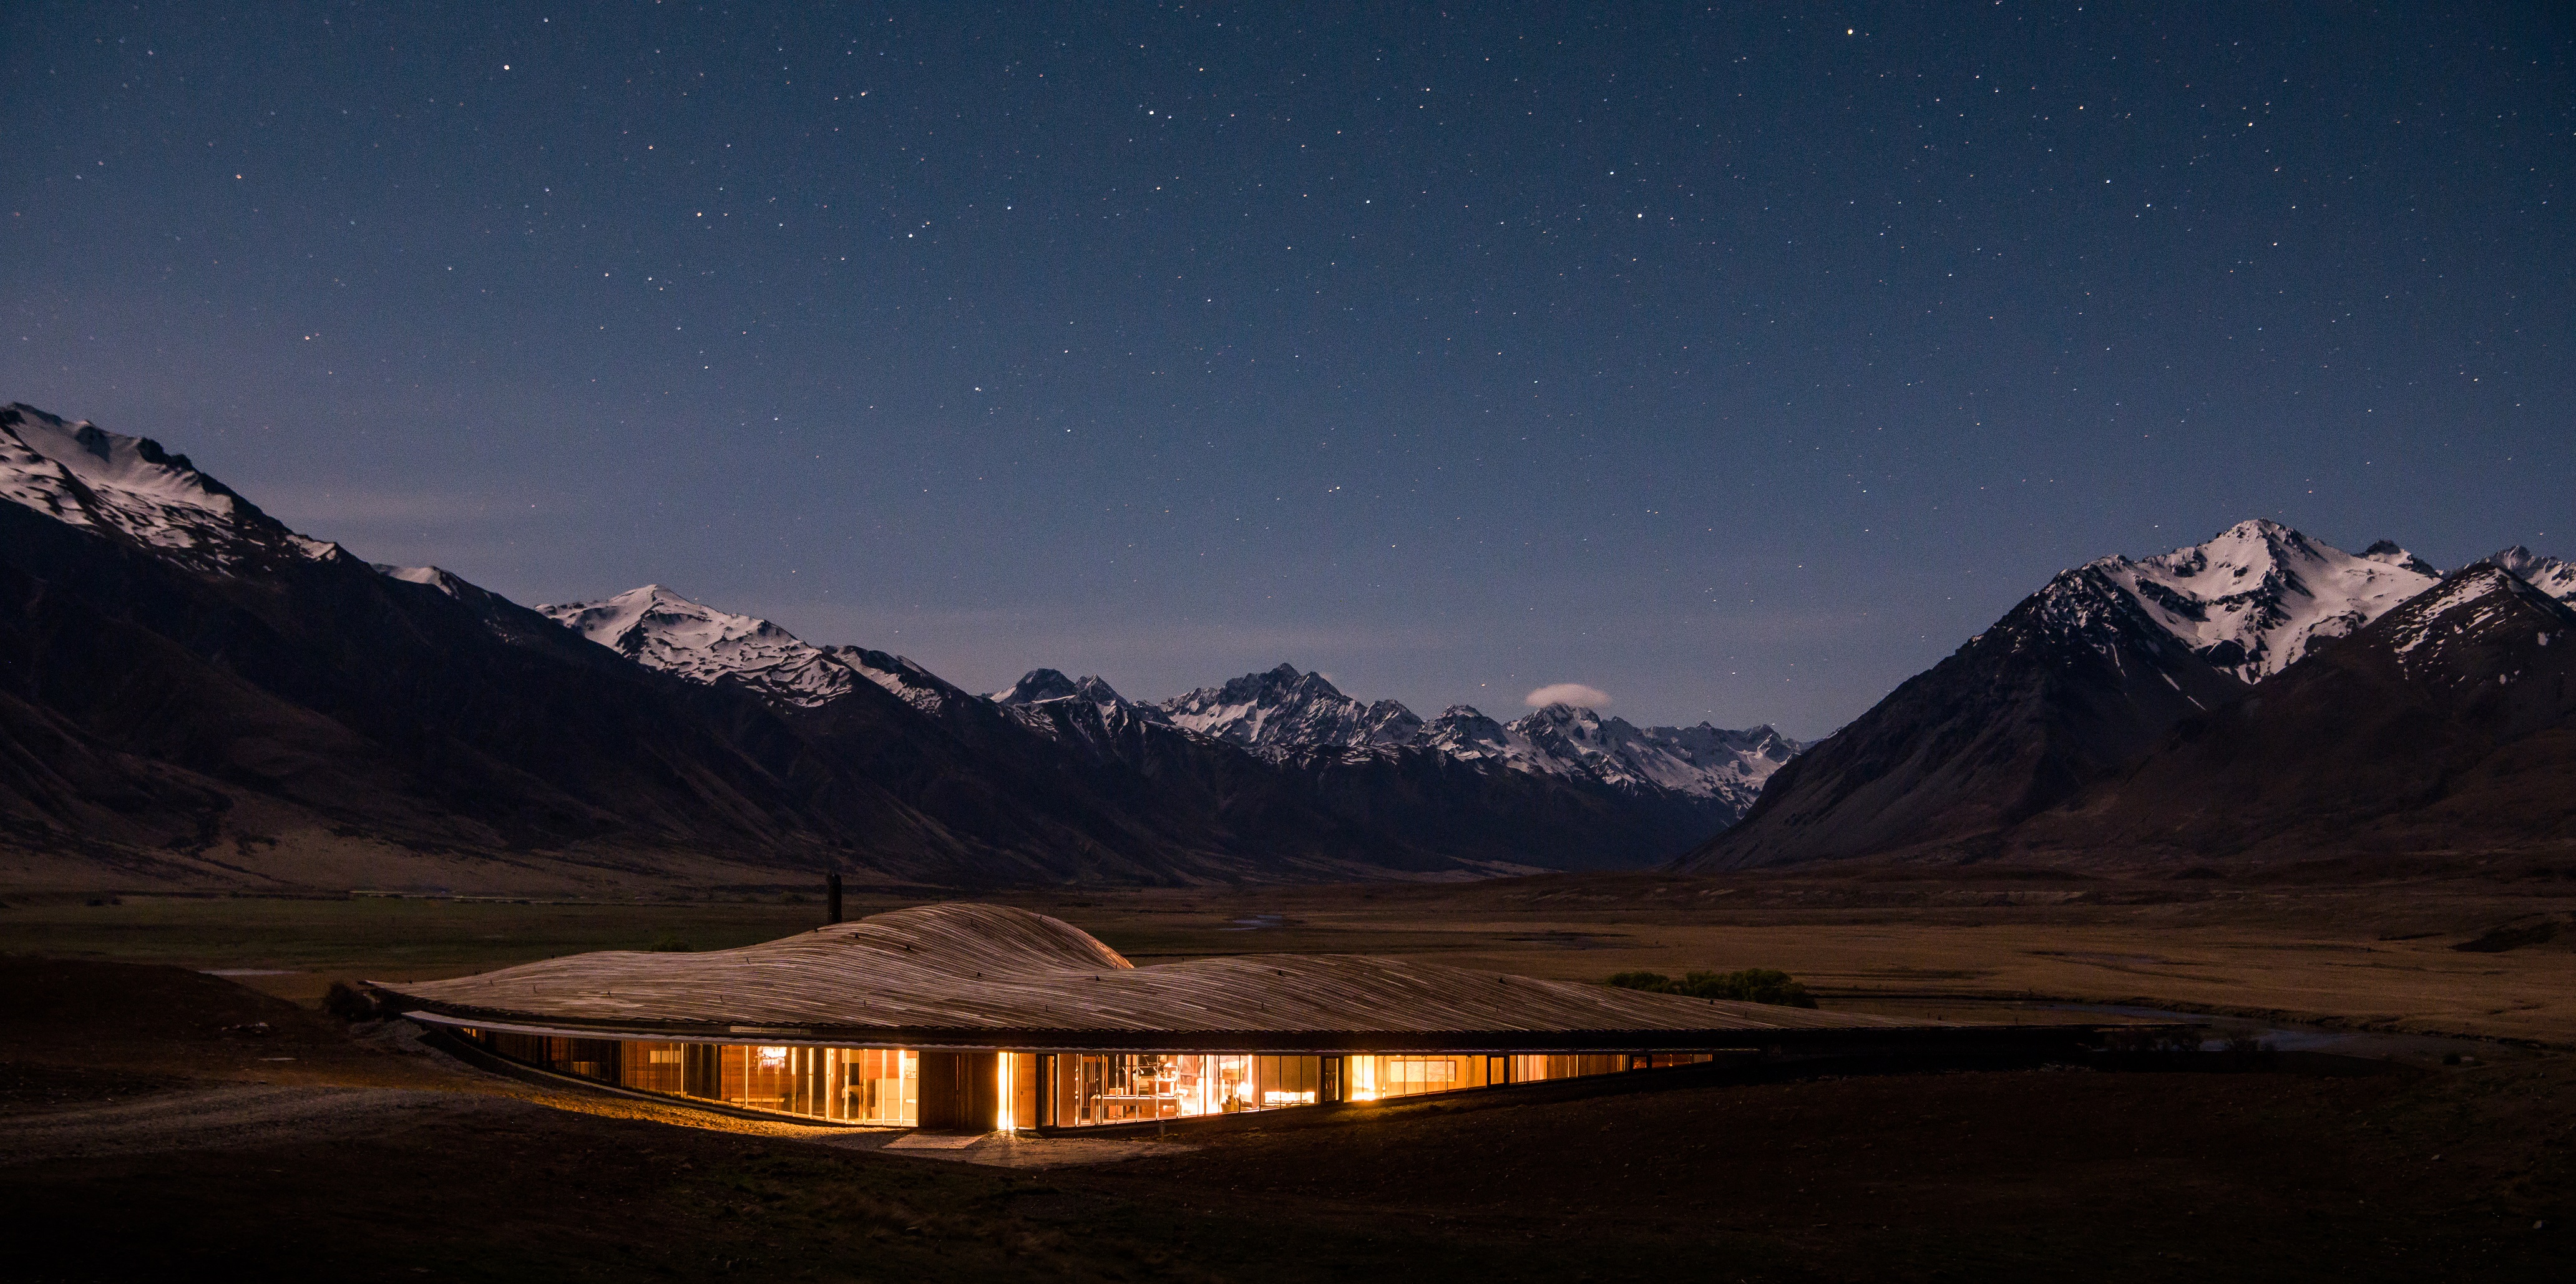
(1605, 968, 1816, 1008)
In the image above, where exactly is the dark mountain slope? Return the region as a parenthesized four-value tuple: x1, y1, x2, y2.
(4, 401, 1746, 890)
(995, 669, 1730, 873)
(2007, 563, 2576, 863)
(1678, 565, 2248, 871)
(0, 498, 992, 884)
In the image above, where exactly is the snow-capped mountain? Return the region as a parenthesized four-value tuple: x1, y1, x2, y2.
(0, 399, 1817, 885)
(0, 402, 341, 572)
(1161, 663, 1425, 749)
(2380, 561, 2576, 687)
(1156, 663, 1797, 810)
(1421, 703, 1799, 811)
(1684, 521, 2574, 872)
(2084, 518, 2439, 684)
(1998, 559, 2576, 865)
(815, 644, 983, 717)
(37, 396, 2568, 885)
(993, 669, 1172, 724)
(1682, 545, 2255, 870)
(535, 585, 970, 715)
(2493, 546, 2576, 607)
(521, 586, 1773, 842)
(539, 585, 866, 709)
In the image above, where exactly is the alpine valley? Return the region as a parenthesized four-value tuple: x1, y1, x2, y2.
(0, 403, 1791, 893)
(6, 401, 2568, 895)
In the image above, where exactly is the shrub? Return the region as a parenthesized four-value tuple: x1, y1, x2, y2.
(1605, 970, 1673, 991)
(323, 980, 384, 1023)
(648, 933, 694, 953)
(1606, 966, 1817, 1008)
(1679, 968, 1817, 1008)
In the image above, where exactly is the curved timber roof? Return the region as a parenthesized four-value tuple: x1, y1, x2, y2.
(378, 902, 1927, 1052)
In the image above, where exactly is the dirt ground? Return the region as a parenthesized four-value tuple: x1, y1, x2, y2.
(3, 868, 2573, 1280)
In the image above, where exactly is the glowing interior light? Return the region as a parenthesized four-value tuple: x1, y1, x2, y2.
(995, 1053, 1017, 1133)
(756, 1045, 788, 1068)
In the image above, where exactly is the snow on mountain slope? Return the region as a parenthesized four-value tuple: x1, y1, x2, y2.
(376, 564, 474, 596)
(535, 585, 973, 715)
(2086, 518, 2439, 683)
(1, 402, 340, 571)
(818, 644, 983, 717)
(994, 669, 1172, 723)
(1159, 663, 1796, 807)
(2493, 547, 2576, 606)
(539, 585, 865, 709)
(1160, 664, 1424, 749)
(2381, 562, 2576, 683)
(1423, 703, 1801, 808)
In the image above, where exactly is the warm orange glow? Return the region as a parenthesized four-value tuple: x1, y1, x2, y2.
(995, 1049, 1017, 1132)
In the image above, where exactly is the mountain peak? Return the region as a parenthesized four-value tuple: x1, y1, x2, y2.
(1159, 663, 1415, 749)
(994, 668, 1083, 704)
(2217, 515, 2295, 541)
(2490, 545, 2576, 606)
(2086, 519, 2439, 683)
(2361, 540, 2439, 576)
(538, 585, 860, 708)
(1, 401, 338, 571)
(2374, 561, 2576, 682)
(992, 668, 1165, 729)
(1522, 701, 1604, 727)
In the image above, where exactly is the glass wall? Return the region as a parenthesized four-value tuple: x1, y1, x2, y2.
(1045, 1049, 1710, 1125)
(1056, 1053, 1324, 1126)
(1339, 1053, 1684, 1102)
(450, 1027, 1719, 1132)
(452, 1029, 917, 1126)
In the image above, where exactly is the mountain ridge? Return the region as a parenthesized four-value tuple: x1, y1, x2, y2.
(0, 401, 1763, 889)
(1681, 522, 2571, 873)
(1999, 560, 2576, 865)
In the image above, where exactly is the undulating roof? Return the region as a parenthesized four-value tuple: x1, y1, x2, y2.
(378, 903, 1926, 1051)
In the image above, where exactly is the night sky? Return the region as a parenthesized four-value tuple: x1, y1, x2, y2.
(4, 3, 2569, 736)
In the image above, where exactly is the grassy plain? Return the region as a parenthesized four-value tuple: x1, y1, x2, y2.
(5, 868, 2575, 1281)
(4, 867, 2572, 1044)
(1012, 870, 2576, 1047)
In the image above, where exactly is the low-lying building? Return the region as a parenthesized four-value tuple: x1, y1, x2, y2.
(376, 903, 2059, 1132)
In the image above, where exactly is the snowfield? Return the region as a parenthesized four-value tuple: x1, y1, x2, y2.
(2084, 518, 2439, 684)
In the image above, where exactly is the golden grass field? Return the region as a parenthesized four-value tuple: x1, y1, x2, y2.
(6, 866, 2570, 1046)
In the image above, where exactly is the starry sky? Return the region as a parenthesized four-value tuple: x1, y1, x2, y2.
(4, 2, 2569, 736)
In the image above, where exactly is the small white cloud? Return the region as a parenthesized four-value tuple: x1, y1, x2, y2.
(1525, 683, 1610, 709)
